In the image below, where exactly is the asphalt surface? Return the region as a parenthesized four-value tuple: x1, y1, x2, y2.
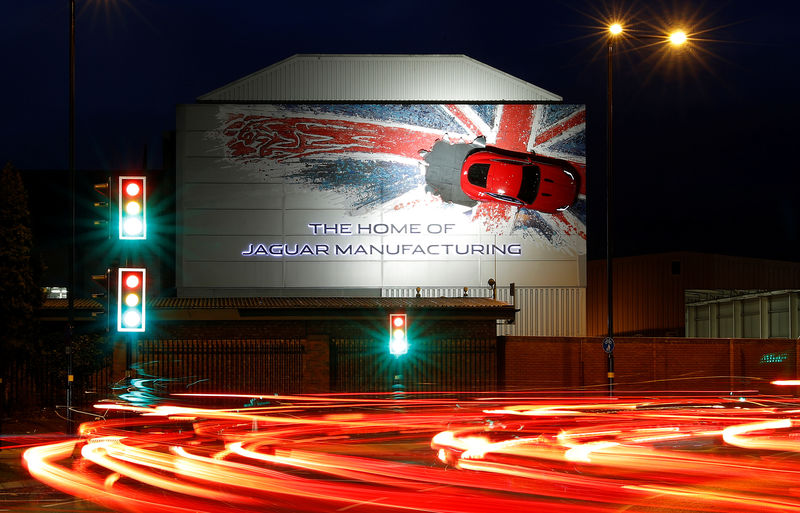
(1, 443, 109, 512)
(0, 411, 111, 512)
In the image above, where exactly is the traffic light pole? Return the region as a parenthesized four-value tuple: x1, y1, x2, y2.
(67, 0, 76, 435)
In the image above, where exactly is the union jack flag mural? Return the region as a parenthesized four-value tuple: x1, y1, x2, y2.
(214, 103, 586, 254)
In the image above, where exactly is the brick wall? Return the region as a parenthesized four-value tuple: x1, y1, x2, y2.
(502, 336, 800, 393)
(124, 318, 498, 394)
(117, 334, 799, 395)
(149, 318, 496, 342)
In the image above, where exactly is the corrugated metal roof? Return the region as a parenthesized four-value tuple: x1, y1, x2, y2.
(198, 54, 561, 102)
(153, 296, 512, 310)
(37, 297, 514, 323)
(39, 297, 512, 310)
(41, 298, 104, 310)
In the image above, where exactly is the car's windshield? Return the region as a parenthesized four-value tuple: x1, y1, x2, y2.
(517, 165, 540, 204)
(467, 163, 489, 188)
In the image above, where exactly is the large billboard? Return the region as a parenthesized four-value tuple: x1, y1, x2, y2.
(176, 103, 586, 296)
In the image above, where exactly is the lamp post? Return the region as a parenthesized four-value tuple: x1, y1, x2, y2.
(605, 22, 622, 396)
(604, 23, 687, 396)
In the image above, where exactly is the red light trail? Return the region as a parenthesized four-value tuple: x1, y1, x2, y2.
(22, 391, 800, 512)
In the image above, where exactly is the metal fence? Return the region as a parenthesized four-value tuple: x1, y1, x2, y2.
(331, 338, 497, 392)
(11, 335, 795, 416)
(133, 339, 303, 398)
(2, 350, 114, 413)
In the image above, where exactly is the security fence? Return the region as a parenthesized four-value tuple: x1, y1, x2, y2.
(330, 338, 497, 392)
(133, 339, 303, 399)
(4, 336, 798, 419)
(1, 348, 114, 414)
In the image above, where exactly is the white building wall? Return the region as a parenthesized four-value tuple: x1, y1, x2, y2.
(177, 55, 586, 337)
(177, 102, 586, 299)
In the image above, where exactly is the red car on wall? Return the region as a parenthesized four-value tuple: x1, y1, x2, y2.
(460, 147, 579, 213)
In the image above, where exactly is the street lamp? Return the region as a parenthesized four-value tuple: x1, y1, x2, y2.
(605, 22, 623, 396)
(605, 22, 687, 395)
(669, 30, 687, 46)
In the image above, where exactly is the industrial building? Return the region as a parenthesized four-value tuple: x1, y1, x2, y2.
(19, 55, 800, 411)
(587, 252, 800, 337)
(175, 54, 588, 337)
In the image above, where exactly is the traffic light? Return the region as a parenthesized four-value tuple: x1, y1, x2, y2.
(119, 176, 146, 240)
(118, 268, 146, 332)
(389, 313, 408, 355)
(93, 179, 110, 238)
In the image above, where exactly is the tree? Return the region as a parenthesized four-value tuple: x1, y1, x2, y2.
(0, 162, 42, 356)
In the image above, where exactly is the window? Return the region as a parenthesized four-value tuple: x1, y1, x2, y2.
(517, 165, 541, 204)
(467, 164, 489, 188)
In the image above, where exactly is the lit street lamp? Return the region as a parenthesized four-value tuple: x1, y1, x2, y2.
(670, 30, 688, 46)
(605, 21, 623, 396)
(605, 22, 687, 395)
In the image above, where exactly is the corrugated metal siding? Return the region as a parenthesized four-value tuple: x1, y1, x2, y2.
(497, 287, 586, 337)
(686, 290, 800, 338)
(199, 54, 561, 102)
(587, 253, 800, 337)
(587, 254, 685, 337)
(382, 286, 586, 337)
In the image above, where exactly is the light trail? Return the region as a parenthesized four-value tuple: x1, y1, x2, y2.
(22, 392, 800, 512)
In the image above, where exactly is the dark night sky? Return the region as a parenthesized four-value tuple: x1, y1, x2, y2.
(2, 0, 799, 263)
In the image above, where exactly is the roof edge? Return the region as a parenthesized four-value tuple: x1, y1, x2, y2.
(197, 53, 561, 102)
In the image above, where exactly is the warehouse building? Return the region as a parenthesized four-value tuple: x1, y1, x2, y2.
(174, 54, 588, 337)
(23, 55, 800, 410)
(587, 252, 800, 337)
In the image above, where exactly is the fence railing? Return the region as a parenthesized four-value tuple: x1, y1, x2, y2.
(2, 351, 114, 413)
(133, 339, 303, 399)
(6, 337, 797, 416)
(330, 338, 497, 392)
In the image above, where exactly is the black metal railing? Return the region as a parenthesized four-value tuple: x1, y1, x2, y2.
(331, 338, 497, 392)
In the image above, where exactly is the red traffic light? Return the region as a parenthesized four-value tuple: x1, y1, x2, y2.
(119, 176, 146, 240)
(389, 313, 408, 355)
(118, 268, 146, 332)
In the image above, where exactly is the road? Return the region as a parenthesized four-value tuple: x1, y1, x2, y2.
(9, 391, 800, 512)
